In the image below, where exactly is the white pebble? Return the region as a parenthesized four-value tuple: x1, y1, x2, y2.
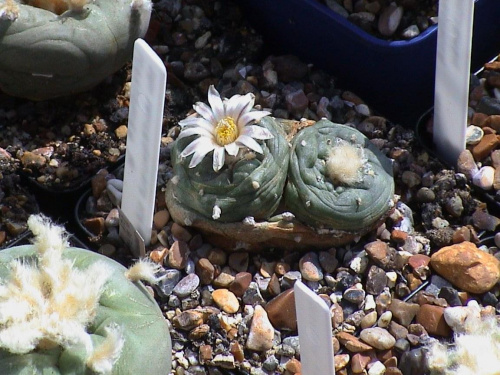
(212, 205, 221, 220)
(465, 125, 484, 145)
(472, 166, 495, 190)
(368, 361, 386, 375)
(364, 294, 376, 311)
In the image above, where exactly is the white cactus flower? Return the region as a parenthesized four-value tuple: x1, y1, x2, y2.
(178, 85, 273, 172)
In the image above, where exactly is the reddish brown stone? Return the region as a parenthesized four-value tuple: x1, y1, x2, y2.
(265, 288, 297, 331)
(199, 344, 213, 362)
(415, 304, 451, 337)
(229, 272, 252, 297)
(351, 352, 374, 374)
(168, 240, 190, 270)
(408, 254, 430, 269)
(230, 341, 245, 362)
(336, 331, 373, 352)
(388, 299, 420, 327)
(390, 229, 408, 243)
(472, 133, 500, 161)
(285, 358, 302, 374)
(171, 222, 192, 242)
(267, 273, 281, 296)
(83, 217, 105, 236)
(485, 61, 500, 71)
(91, 171, 108, 198)
(481, 115, 500, 132)
(196, 258, 215, 285)
(452, 226, 471, 243)
(471, 112, 488, 126)
(385, 367, 403, 375)
(365, 240, 388, 262)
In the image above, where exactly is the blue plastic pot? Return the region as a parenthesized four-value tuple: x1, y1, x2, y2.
(238, 0, 500, 127)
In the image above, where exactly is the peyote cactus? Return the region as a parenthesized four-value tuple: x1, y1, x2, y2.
(0, 215, 171, 374)
(171, 115, 289, 222)
(285, 119, 394, 231)
(0, 0, 151, 99)
(166, 86, 396, 250)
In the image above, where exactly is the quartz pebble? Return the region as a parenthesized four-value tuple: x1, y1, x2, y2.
(472, 166, 495, 190)
(246, 305, 275, 351)
(359, 327, 396, 350)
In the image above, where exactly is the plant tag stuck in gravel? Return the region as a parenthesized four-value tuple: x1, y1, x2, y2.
(120, 38, 166, 253)
(294, 280, 335, 374)
(433, 0, 474, 165)
(119, 207, 146, 257)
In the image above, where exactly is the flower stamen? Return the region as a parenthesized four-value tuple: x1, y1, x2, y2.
(215, 117, 238, 146)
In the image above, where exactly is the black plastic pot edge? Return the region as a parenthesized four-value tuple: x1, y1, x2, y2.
(74, 188, 100, 250)
(20, 155, 125, 222)
(72, 162, 125, 251)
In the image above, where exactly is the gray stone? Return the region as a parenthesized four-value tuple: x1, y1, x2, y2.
(242, 282, 265, 306)
(399, 348, 429, 375)
(173, 273, 200, 298)
(477, 96, 500, 115)
(343, 286, 366, 304)
(281, 271, 302, 289)
(155, 269, 182, 299)
(366, 266, 387, 295)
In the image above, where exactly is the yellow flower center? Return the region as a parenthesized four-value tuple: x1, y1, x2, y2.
(215, 117, 238, 146)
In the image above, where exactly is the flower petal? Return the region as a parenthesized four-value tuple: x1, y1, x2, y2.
(238, 110, 271, 128)
(241, 125, 274, 140)
(193, 102, 216, 124)
(207, 85, 225, 121)
(180, 137, 213, 157)
(236, 134, 264, 154)
(225, 92, 255, 121)
(224, 142, 240, 156)
(177, 127, 214, 140)
(212, 146, 225, 172)
(224, 94, 245, 119)
(189, 142, 217, 168)
(179, 117, 207, 127)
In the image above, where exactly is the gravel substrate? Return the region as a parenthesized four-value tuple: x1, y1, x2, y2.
(321, 0, 438, 40)
(3, 1, 500, 375)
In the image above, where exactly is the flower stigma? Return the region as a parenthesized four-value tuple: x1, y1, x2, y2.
(215, 117, 238, 146)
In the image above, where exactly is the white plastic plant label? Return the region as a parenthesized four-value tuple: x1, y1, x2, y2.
(118, 207, 146, 258)
(120, 38, 167, 256)
(433, 0, 474, 166)
(294, 280, 335, 374)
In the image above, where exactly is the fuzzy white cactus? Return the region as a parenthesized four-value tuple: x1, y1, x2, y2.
(325, 139, 367, 186)
(0, 214, 171, 375)
(427, 301, 500, 375)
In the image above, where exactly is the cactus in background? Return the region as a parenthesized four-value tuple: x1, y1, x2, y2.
(171, 115, 289, 222)
(0, 0, 151, 99)
(0, 215, 171, 374)
(285, 119, 394, 231)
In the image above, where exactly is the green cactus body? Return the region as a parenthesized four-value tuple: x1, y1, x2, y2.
(285, 119, 394, 231)
(0, 0, 150, 99)
(171, 116, 290, 223)
(0, 245, 171, 375)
